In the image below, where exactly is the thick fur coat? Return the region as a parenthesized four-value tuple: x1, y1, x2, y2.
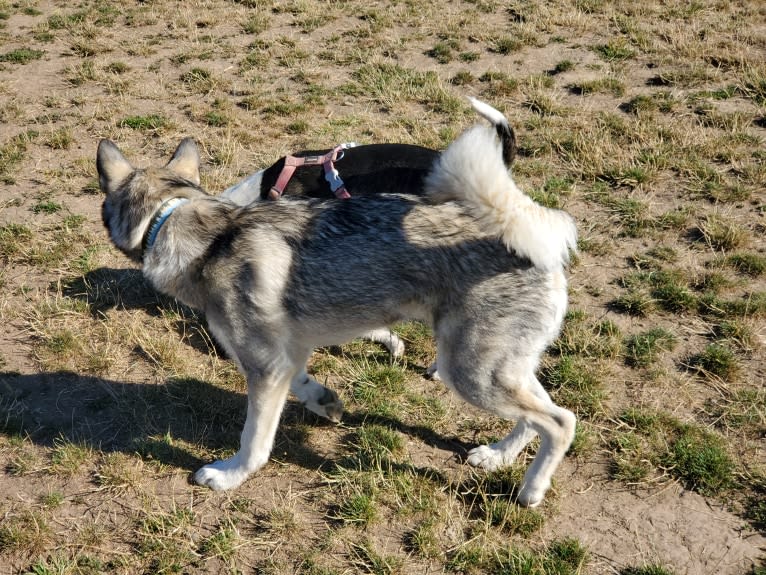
(98, 100, 577, 507)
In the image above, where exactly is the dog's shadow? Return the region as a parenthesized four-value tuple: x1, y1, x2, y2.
(0, 369, 473, 478)
(0, 370, 339, 474)
(62, 267, 166, 316)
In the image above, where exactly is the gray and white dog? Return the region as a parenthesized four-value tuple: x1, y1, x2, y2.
(98, 99, 578, 507)
(219, 106, 516, 388)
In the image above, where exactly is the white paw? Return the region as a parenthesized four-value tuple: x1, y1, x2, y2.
(466, 444, 515, 471)
(390, 337, 405, 359)
(516, 486, 545, 508)
(364, 328, 405, 358)
(517, 475, 550, 508)
(425, 361, 440, 380)
(194, 459, 251, 491)
(291, 374, 344, 422)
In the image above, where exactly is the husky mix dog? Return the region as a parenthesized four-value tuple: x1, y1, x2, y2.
(98, 100, 578, 507)
(219, 110, 516, 387)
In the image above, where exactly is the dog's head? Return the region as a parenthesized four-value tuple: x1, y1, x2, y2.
(97, 138, 206, 262)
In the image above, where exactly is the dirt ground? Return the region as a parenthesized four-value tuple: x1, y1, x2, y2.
(0, 1, 764, 574)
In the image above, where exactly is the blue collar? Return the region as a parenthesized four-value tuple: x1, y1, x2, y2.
(142, 198, 189, 253)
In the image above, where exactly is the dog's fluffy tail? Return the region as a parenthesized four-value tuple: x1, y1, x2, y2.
(425, 98, 577, 271)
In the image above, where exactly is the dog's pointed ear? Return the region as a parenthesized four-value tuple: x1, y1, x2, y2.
(166, 138, 200, 185)
(97, 139, 134, 194)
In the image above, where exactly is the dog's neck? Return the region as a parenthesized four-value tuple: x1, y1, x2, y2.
(141, 196, 236, 311)
(142, 197, 190, 255)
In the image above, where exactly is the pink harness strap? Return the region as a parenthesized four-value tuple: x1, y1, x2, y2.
(268, 145, 352, 200)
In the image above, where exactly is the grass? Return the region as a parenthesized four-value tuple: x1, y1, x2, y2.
(0, 48, 45, 64)
(347, 63, 463, 118)
(119, 114, 168, 131)
(554, 310, 622, 359)
(624, 328, 676, 368)
(447, 538, 587, 574)
(593, 40, 635, 61)
(695, 214, 749, 251)
(621, 567, 677, 575)
(0, 131, 36, 184)
(612, 409, 734, 496)
(543, 356, 608, 419)
(617, 269, 697, 314)
(1, 1, 765, 573)
(686, 343, 739, 382)
(0, 511, 51, 557)
(725, 253, 766, 277)
(569, 77, 626, 97)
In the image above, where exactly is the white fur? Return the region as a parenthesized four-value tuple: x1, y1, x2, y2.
(425, 103, 578, 271)
(221, 169, 265, 205)
(469, 96, 509, 129)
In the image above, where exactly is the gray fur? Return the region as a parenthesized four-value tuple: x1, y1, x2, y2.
(98, 102, 577, 507)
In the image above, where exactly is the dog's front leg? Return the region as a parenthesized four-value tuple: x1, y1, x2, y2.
(194, 373, 290, 491)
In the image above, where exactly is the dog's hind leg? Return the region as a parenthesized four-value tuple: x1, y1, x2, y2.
(289, 328, 404, 421)
(438, 341, 575, 508)
(511, 384, 576, 508)
(468, 371, 575, 508)
(466, 418, 537, 470)
(290, 371, 344, 422)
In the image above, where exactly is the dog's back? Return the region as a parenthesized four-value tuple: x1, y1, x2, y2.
(261, 143, 438, 199)
(222, 143, 438, 205)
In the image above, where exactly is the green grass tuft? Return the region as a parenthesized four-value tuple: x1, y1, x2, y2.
(551, 59, 575, 74)
(614, 410, 734, 496)
(612, 290, 655, 316)
(695, 215, 749, 251)
(726, 253, 766, 277)
(621, 566, 678, 575)
(687, 343, 739, 381)
(624, 328, 676, 368)
(708, 387, 765, 436)
(0, 223, 33, 260)
(0, 48, 44, 64)
(593, 40, 634, 61)
(119, 114, 167, 131)
(662, 426, 733, 496)
(543, 355, 607, 419)
(554, 310, 622, 359)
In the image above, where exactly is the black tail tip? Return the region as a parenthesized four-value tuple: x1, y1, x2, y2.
(496, 123, 517, 168)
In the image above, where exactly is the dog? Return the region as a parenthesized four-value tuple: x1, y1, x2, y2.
(219, 119, 515, 205)
(219, 112, 517, 386)
(98, 99, 577, 507)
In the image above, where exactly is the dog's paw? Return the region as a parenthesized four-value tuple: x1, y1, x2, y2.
(364, 328, 405, 358)
(316, 388, 344, 423)
(425, 361, 440, 380)
(516, 486, 545, 508)
(194, 460, 251, 491)
(291, 374, 344, 422)
(466, 444, 516, 471)
(390, 336, 405, 359)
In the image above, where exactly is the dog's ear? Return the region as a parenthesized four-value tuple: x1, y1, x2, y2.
(97, 139, 134, 194)
(166, 138, 200, 185)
